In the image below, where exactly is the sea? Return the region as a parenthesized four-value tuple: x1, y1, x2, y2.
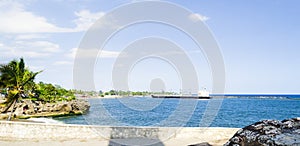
(50, 95, 300, 128)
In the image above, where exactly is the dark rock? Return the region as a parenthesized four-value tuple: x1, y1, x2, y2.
(70, 99, 90, 113)
(224, 117, 300, 146)
(188, 142, 212, 146)
(52, 102, 72, 112)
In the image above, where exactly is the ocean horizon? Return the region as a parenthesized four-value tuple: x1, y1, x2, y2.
(52, 96, 300, 128)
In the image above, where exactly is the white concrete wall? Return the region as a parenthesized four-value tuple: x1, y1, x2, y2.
(0, 121, 239, 142)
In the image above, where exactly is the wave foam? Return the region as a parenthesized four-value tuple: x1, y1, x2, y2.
(28, 118, 64, 124)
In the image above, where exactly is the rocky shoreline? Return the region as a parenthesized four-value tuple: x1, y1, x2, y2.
(0, 99, 90, 120)
(225, 117, 300, 146)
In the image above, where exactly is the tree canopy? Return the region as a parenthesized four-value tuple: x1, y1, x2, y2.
(0, 58, 75, 119)
(0, 58, 41, 115)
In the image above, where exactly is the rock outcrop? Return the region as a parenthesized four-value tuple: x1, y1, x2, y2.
(188, 142, 212, 146)
(224, 117, 300, 146)
(0, 99, 90, 119)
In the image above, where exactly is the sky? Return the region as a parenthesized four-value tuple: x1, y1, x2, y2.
(0, 0, 300, 94)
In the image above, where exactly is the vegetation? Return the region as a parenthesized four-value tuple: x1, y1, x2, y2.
(73, 89, 176, 98)
(0, 58, 75, 120)
(34, 82, 75, 102)
(101, 90, 175, 97)
(0, 58, 41, 120)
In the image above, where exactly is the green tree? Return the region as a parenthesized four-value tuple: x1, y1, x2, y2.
(109, 90, 117, 95)
(0, 58, 41, 120)
(35, 82, 75, 102)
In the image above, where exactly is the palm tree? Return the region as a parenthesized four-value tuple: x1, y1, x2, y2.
(0, 58, 41, 120)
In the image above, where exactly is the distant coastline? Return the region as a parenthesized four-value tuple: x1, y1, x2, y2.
(76, 93, 300, 100)
(210, 94, 300, 99)
(76, 95, 146, 99)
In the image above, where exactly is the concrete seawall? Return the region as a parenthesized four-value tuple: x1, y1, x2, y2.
(0, 121, 239, 145)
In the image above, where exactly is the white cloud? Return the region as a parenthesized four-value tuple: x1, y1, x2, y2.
(0, 40, 60, 58)
(73, 10, 105, 32)
(53, 61, 73, 65)
(0, 47, 50, 58)
(0, 1, 71, 33)
(67, 48, 119, 59)
(15, 34, 47, 40)
(188, 13, 210, 22)
(16, 41, 60, 53)
(28, 65, 45, 72)
(0, 2, 107, 33)
(66, 48, 77, 58)
(22, 51, 50, 58)
(99, 50, 120, 58)
(0, 45, 13, 55)
(0, 43, 3, 47)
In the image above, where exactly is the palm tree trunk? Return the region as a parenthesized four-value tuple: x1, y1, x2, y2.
(1, 93, 18, 113)
(1, 99, 14, 113)
(7, 98, 17, 121)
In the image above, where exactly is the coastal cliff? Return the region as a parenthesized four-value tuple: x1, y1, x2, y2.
(0, 99, 90, 119)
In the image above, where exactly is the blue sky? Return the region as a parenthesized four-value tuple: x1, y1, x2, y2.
(0, 0, 299, 93)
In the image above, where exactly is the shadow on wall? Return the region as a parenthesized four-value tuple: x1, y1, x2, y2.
(107, 127, 165, 146)
(108, 138, 164, 146)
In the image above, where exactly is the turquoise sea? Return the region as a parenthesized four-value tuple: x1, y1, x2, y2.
(54, 96, 300, 128)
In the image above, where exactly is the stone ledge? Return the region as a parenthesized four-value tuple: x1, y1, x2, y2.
(0, 121, 239, 143)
